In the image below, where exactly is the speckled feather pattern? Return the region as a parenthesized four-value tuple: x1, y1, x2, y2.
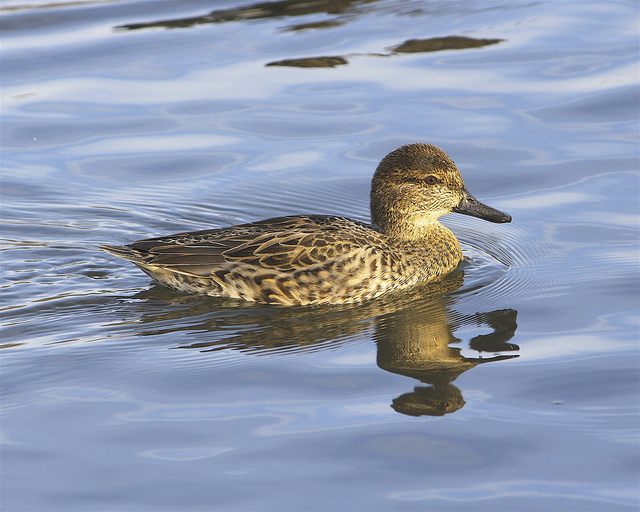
(101, 143, 510, 305)
(102, 214, 462, 305)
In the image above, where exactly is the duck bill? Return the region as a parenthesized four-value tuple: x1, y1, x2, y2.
(453, 188, 511, 223)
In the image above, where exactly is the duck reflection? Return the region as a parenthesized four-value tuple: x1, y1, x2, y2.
(126, 270, 517, 416)
(376, 306, 517, 416)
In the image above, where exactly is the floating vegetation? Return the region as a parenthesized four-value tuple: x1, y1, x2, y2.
(266, 35, 503, 67)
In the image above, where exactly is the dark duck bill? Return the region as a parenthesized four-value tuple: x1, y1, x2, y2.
(453, 188, 511, 223)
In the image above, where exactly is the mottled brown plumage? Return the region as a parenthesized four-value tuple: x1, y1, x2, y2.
(101, 143, 511, 305)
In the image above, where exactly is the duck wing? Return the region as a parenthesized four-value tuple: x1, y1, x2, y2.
(101, 215, 380, 276)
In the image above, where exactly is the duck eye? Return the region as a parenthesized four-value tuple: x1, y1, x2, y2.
(425, 175, 438, 185)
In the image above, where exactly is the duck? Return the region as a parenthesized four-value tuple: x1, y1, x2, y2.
(101, 143, 511, 305)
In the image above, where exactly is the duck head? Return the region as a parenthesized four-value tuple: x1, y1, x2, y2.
(370, 143, 511, 238)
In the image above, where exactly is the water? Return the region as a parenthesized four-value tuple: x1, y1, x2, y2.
(1, 0, 638, 510)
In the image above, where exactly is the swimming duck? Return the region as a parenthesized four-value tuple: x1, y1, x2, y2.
(101, 143, 511, 305)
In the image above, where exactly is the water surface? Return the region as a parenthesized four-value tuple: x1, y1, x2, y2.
(1, 1, 638, 510)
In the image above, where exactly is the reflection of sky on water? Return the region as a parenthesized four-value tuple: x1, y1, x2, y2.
(517, 331, 636, 362)
(3, 1, 637, 117)
(66, 133, 241, 155)
(3, 59, 637, 111)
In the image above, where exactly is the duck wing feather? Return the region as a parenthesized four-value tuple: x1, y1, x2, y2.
(102, 215, 382, 276)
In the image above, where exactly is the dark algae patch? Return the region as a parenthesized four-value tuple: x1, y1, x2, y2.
(392, 36, 503, 53)
(266, 35, 503, 67)
(266, 56, 349, 67)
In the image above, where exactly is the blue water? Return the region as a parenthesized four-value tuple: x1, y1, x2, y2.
(1, 1, 638, 510)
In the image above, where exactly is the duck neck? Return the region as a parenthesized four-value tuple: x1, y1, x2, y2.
(383, 217, 455, 242)
(372, 206, 449, 239)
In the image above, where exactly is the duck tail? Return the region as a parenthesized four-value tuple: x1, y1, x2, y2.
(100, 244, 143, 263)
